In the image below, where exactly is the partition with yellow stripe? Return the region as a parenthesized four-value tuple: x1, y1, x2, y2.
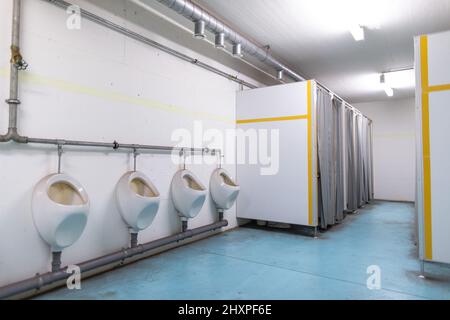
(235, 80, 318, 227)
(415, 30, 450, 264)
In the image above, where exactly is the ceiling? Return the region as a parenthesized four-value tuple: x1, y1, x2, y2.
(193, 0, 450, 103)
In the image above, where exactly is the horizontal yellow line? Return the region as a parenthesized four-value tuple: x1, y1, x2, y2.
(237, 115, 308, 124)
(0, 67, 234, 124)
(426, 83, 450, 93)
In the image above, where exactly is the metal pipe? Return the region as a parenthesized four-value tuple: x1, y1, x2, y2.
(194, 20, 206, 39)
(232, 43, 242, 58)
(0, 220, 228, 299)
(51, 252, 62, 272)
(1, 0, 25, 143)
(154, 0, 305, 82)
(131, 0, 281, 84)
(24, 137, 217, 155)
(130, 233, 138, 248)
(0, 0, 235, 155)
(181, 220, 188, 232)
(43, 0, 257, 89)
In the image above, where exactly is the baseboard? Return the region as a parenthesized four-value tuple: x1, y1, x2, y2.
(374, 199, 415, 204)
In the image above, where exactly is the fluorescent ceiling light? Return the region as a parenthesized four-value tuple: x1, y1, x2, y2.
(383, 85, 394, 97)
(349, 25, 365, 41)
(384, 69, 415, 88)
(380, 74, 394, 97)
(293, 0, 384, 36)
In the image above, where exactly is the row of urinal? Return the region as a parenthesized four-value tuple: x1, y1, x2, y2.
(32, 168, 240, 253)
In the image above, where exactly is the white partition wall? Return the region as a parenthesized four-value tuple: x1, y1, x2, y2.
(236, 80, 373, 229)
(236, 81, 318, 227)
(415, 30, 450, 264)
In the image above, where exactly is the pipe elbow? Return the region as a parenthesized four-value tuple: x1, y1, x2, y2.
(0, 129, 14, 142)
(0, 128, 28, 143)
(0, 134, 11, 142)
(10, 128, 28, 143)
(12, 135, 28, 143)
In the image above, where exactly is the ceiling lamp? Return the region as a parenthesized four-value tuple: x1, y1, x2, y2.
(349, 25, 365, 41)
(277, 70, 284, 81)
(380, 74, 394, 97)
(384, 69, 415, 88)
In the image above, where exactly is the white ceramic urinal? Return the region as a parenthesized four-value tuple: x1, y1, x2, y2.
(116, 171, 160, 233)
(170, 170, 207, 219)
(32, 173, 90, 252)
(210, 168, 240, 210)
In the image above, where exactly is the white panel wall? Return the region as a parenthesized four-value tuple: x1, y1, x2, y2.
(236, 81, 315, 226)
(0, 0, 260, 286)
(356, 98, 416, 202)
(415, 30, 450, 264)
(427, 32, 450, 86)
(428, 90, 450, 263)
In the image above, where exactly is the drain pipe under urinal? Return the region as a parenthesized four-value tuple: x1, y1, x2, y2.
(217, 209, 224, 222)
(51, 252, 62, 272)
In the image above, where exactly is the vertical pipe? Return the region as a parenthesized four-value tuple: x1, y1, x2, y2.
(9, 0, 21, 131)
(218, 209, 224, 221)
(51, 252, 62, 272)
(57, 144, 63, 173)
(130, 233, 138, 248)
(133, 149, 138, 172)
(181, 220, 188, 232)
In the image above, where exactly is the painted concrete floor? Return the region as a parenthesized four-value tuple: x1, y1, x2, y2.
(37, 201, 450, 300)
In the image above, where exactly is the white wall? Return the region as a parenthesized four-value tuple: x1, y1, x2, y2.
(356, 98, 415, 202)
(0, 0, 260, 286)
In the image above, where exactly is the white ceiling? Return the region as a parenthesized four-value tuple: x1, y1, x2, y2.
(195, 0, 450, 103)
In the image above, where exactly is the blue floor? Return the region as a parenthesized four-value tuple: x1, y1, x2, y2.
(37, 201, 450, 300)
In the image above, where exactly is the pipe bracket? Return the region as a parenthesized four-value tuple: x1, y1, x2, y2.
(5, 99, 21, 105)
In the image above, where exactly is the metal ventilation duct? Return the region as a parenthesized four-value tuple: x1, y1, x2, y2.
(154, 0, 305, 82)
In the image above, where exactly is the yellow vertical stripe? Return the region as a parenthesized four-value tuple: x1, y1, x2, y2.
(307, 80, 313, 226)
(420, 35, 433, 260)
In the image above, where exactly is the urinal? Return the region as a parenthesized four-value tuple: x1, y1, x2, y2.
(170, 170, 207, 220)
(32, 173, 90, 252)
(116, 171, 160, 233)
(209, 168, 240, 210)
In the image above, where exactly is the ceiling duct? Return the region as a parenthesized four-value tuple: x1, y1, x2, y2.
(154, 0, 305, 81)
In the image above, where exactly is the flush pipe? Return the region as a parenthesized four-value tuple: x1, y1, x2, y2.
(0, 219, 228, 299)
(179, 148, 189, 233)
(130, 148, 140, 249)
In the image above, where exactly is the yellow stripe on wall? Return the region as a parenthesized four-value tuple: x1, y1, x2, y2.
(420, 35, 433, 260)
(426, 84, 450, 93)
(236, 114, 308, 124)
(307, 80, 314, 226)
